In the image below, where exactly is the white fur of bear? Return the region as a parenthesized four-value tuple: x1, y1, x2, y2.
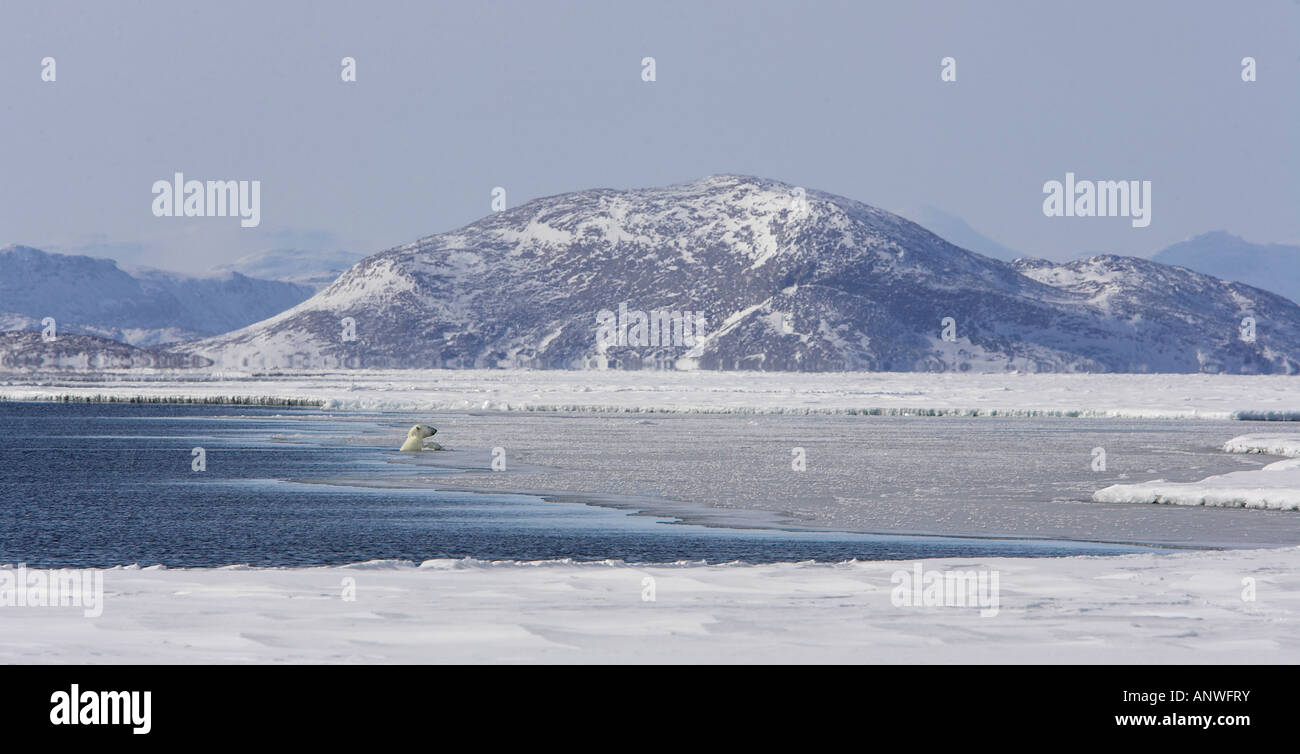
(400, 424, 443, 451)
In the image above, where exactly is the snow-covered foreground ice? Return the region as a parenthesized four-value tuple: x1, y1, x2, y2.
(1225, 434, 1300, 457)
(1095, 434, 1300, 511)
(4, 369, 1300, 419)
(1094, 461, 1300, 511)
(3, 547, 1297, 663)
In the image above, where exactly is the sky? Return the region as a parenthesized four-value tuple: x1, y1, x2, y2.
(1, 0, 1296, 273)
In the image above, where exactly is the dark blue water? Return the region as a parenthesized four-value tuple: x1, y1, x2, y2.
(0, 401, 1155, 567)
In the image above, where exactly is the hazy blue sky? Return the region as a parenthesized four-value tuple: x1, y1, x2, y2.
(1, 0, 1296, 272)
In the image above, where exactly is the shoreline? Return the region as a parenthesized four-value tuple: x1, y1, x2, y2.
(5, 369, 1300, 421)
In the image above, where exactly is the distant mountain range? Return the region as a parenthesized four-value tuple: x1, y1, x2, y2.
(173, 175, 1300, 374)
(895, 205, 1024, 262)
(210, 248, 365, 290)
(6, 181, 1297, 374)
(1151, 231, 1300, 305)
(0, 245, 315, 346)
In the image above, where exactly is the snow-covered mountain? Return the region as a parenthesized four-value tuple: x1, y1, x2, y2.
(179, 176, 1300, 374)
(0, 245, 315, 346)
(1151, 231, 1300, 306)
(1011, 255, 1295, 373)
(211, 248, 365, 290)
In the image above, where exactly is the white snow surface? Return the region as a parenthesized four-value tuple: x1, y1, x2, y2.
(1094, 460, 1300, 511)
(1224, 434, 1300, 457)
(1093, 433, 1300, 511)
(3, 369, 1300, 419)
(3, 548, 1296, 663)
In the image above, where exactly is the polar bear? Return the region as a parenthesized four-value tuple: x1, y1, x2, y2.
(400, 424, 443, 451)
